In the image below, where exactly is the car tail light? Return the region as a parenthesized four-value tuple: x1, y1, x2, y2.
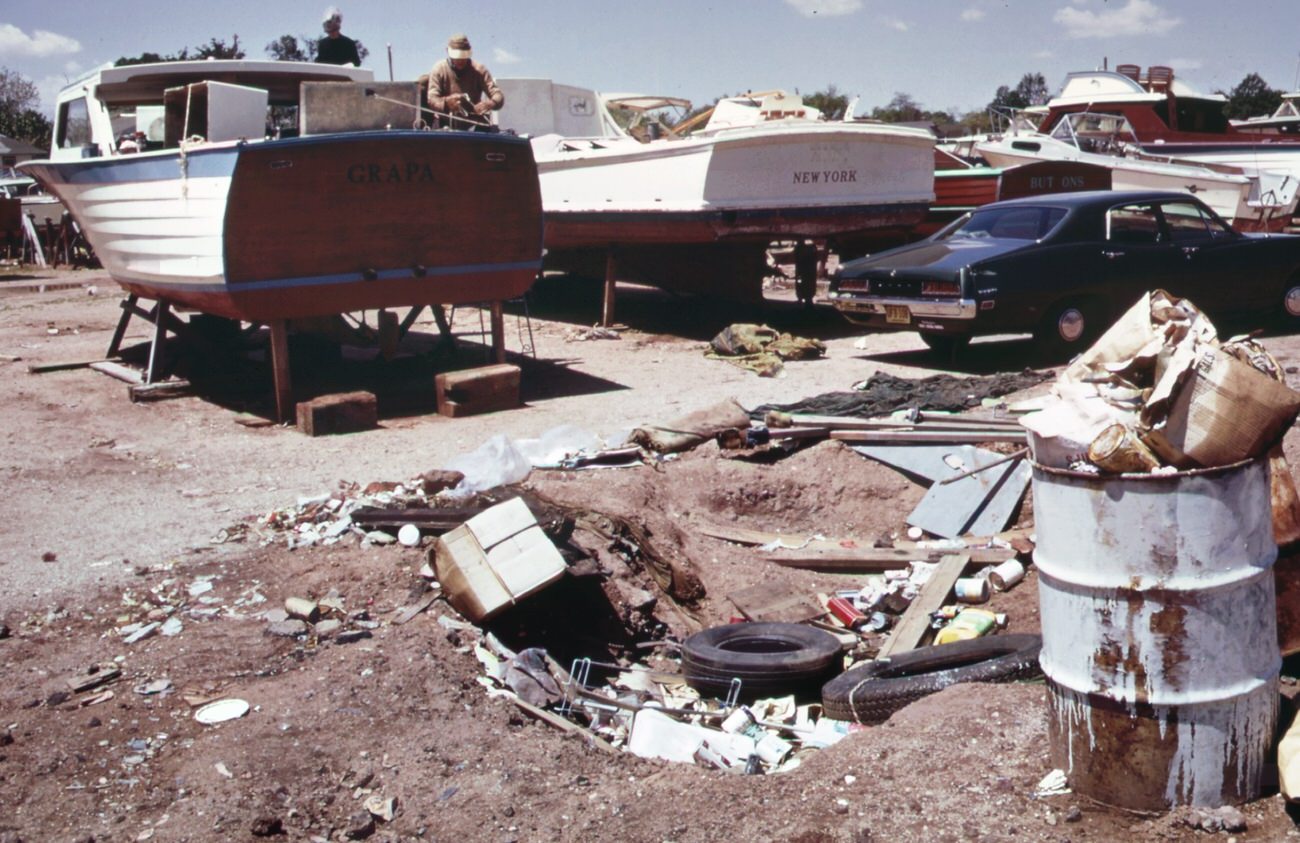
(837, 277, 870, 293)
(921, 279, 961, 297)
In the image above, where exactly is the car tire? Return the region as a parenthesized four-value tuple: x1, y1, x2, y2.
(820, 633, 1043, 724)
(919, 333, 971, 359)
(1036, 298, 1104, 360)
(680, 622, 843, 700)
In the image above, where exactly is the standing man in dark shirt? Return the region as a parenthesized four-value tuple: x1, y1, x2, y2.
(316, 6, 360, 66)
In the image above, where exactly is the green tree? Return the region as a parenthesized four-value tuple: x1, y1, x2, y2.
(871, 92, 924, 122)
(117, 35, 247, 66)
(267, 34, 313, 62)
(804, 84, 850, 120)
(0, 67, 50, 148)
(266, 33, 369, 64)
(193, 35, 245, 60)
(987, 73, 1050, 112)
(1220, 72, 1283, 120)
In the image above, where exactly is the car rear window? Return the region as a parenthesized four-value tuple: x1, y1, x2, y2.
(942, 206, 1068, 241)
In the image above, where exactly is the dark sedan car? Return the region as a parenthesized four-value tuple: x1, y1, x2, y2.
(828, 190, 1300, 357)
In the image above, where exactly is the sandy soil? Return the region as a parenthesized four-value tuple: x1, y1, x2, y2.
(3, 266, 1300, 841)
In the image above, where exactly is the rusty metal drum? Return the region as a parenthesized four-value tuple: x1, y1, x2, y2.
(1032, 458, 1280, 810)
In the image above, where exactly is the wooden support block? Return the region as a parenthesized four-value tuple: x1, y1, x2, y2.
(295, 390, 377, 436)
(435, 363, 521, 418)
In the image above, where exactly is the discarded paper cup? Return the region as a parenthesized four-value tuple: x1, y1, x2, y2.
(398, 523, 422, 547)
(954, 577, 990, 604)
(194, 697, 250, 725)
(989, 559, 1026, 592)
(1087, 423, 1160, 474)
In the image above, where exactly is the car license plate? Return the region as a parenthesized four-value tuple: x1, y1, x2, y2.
(885, 305, 911, 325)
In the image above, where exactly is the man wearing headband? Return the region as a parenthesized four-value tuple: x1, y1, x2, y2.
(426, 33, 504, 130)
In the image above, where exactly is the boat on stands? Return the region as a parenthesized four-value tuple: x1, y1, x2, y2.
(1031, 64, 1300, 228)
(0, 168, 67, 225)
(495, 80, 936, 298)
(20, 60, 543, 322)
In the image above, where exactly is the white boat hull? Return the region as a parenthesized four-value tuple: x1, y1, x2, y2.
(531, 122, 936, 248)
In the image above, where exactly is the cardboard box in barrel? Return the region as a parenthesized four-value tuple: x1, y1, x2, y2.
(433, 497, 566, 623)
(1142, 345, 1300, 468)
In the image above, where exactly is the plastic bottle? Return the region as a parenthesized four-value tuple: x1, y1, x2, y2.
(934, 607, 998, 645)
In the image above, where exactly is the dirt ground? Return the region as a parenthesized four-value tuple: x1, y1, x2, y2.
(4, 266, 1300, 842)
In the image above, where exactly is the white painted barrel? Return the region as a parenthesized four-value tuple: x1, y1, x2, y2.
(1032, 458, 1280, 810)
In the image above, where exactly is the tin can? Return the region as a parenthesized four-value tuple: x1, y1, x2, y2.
(827, 596, 868, 629)
(1087, 423, 1160, 474)
(954, 577, 990, 604)
(989, 558, 1026, 591)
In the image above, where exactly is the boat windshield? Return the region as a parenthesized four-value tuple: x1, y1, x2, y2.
(1049, 112, 1138, 154)
(939, 205, 1068, 241)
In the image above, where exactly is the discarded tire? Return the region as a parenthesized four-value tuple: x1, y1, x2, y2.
(821, 633, 1043, 724)
(680, 622, 843, 700)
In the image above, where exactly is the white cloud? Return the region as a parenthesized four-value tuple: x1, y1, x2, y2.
(784, 0, 863, 17)
(0, 23, 81, 58)
(492, 47, 520, 65)
(883, 16, 909, 32)
(961, 8, 986, 22)
(1165, 57, 1201, 71)
(1053, 0, 1180, 38)
(1033, 49, 1054, 59)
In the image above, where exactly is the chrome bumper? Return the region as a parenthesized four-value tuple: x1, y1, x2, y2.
(830, 294, 978, 320)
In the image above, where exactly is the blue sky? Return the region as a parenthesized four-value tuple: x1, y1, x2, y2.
(5, 0, 1300, 118)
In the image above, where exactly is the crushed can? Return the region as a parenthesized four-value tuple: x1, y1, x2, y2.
(933, 607, 998, 645)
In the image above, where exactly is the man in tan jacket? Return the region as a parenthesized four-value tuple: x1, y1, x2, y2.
(426, 33, 504, 130)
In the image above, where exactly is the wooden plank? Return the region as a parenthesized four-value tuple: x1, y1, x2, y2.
(764, 546, 1014, 572)
(89, 360, 144, 385)
(790, 413, 1023, 430)
(876, 553, 969, 659)
(602, 250, 617, 327)
(129, 379, 193, 402)
(832, 430, 1027, 445)
(507, 693, 619, 754)
(489, 300, 506, 364)
(727, 581, 823, 623)
(27, 358, 104, 374)
(697, 522, 862, 552)
(269, 319, 293, 424)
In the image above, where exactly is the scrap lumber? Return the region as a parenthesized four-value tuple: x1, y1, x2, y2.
(27, 358, 104, 374)
(350, 505, 483, 533)
(507, 693, 619, 754)
(876, 553, 969, 659)
(789, 413, 1023, 431)
(697, 522, 860, 552)
(763, 546, 1015, 572)
(831, 429, 1027, 445)
(128, 379, 193, 402)
(436, 363, 521, 417)
(89, 360, 145, 384)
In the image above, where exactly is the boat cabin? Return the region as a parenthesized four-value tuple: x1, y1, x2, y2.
(1040, 66, 1238, 140)
(47, 60, 373, 162)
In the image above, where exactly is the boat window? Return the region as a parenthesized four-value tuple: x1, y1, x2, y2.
(56, 97, 91, 149)
(1158, 201, 1232, 242)
(1107, 204, 1162, 244)
(1174, 99, 1230, 134)
(1011, 140, 1041, 152)
(940, 205, 1068, 241)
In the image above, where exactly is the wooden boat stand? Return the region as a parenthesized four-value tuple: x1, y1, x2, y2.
(104, 294, 515, 424)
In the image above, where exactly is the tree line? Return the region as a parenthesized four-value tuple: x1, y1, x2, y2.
(0, 53, 1289, 152)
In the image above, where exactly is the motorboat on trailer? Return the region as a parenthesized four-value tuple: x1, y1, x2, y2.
(495, 80, 936, 298)
(19, 60, 543, 323)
